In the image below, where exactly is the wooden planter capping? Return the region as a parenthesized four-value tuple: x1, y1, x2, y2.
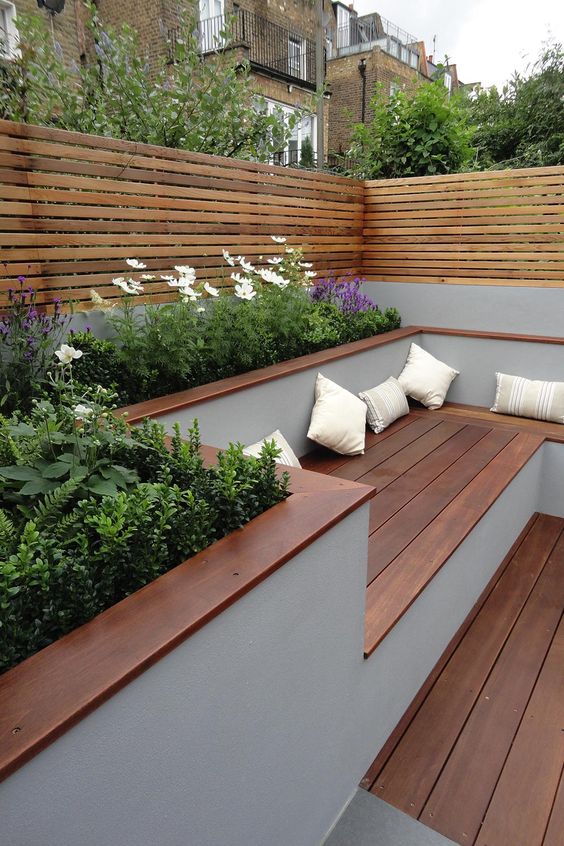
(0, 459, 373, 784)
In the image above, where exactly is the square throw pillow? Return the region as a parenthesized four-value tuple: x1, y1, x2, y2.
(398, 342, 459, 410)
(491, 373, 564, 424)
(307, 373, 367, 455)
(359, 376, 409, 433)
(244, 429, 302, 467)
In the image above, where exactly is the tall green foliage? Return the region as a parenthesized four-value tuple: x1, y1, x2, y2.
(466, 43, 564, 169)
(0, 3, 302, 160)
(348, 80, 475, 179)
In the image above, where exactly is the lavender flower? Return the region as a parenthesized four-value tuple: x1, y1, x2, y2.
(310, 275, 377, 315)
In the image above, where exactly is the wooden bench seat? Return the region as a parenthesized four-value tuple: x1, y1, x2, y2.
(301, 411, 545, 657)
(425, 401, 564, 444)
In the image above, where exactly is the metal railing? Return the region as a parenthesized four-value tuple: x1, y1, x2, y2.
(194, 10, 317, 88)
(335, 13, 419, 69)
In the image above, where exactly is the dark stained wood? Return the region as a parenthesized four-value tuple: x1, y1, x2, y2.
(369, 515, 563, 817)
(543, 769, 564, 846)
(367, 424, 488, 534)
(421, 530, 564, 844)
(119, 327, 419, 424)
(436, 402, 564, 444)
(354, 420, 463, 489)
(359, 513, 543, 792)
(475, 616, 564, 846)
(363, 431, 544, 655)
(365, 428, 516, 584)
(0, 459, 374, 784)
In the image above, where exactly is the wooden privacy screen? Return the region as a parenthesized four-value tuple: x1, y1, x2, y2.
(363, 167, 564, 287)
(0, 120, 363, 309)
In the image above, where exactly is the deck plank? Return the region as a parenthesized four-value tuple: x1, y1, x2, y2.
(364, 432, 544, 655)
(420, 530, 564, 844)
(369, 514, 563, 818)
(475, 615, 564, 846)
(543, 769, 564, 846)
(366, 428, 516, 584)
(368, 424, 489, 534)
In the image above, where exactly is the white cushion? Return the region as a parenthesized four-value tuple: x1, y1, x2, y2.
(307, 373, 367, 455)
(398, 343, 459, 410)
(244, 429, 302, 467)
(359, 377, 409, 433)
(491, 372, 564, 423)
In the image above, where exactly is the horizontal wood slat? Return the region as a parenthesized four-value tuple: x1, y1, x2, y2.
(0, 121, 363, 308)
(363, 167, 564, 288)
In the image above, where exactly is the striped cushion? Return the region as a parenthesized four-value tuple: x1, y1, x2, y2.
(359, 377, 409, 433)
(244, 429, 301, 467)
(491, 373, 564, 424)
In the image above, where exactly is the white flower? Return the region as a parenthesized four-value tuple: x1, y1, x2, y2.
(113, 278, 143, 295)
(174, 265, 196, 281)
(160, 274, 176, 282)
(231, 271, 254, 285)
(140, 273, 155, 280)
(179, 285, 202, 302)
(234, 280, 257, 300)
(55, 344, 83, 365)
(73, 403, 93, 419)
(257, 268, 289, 288)
(305, 270, 317, 278)
(197, 307, 206, 313)
(204, 281, 220, 297)
(125, 258, 147, 269)
(239, 256, 255, 273)
(267, 257, 283, 265)
(271, 235, 287, 244)
(222, 249, 236, 267)
(299, 261, 313, 268)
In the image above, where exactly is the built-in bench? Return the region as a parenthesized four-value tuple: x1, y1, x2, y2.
(301, 409, 548, 657)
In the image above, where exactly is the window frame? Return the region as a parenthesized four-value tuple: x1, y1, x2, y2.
(0, 0, 17, 60)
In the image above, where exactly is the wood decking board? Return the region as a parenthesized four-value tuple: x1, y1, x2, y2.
(365, 427, 517, 584)
(362, 513, 564, 846)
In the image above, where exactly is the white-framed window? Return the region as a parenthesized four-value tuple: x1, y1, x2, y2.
(389, 81, 400, 97)
(409, 51, 418, 69)
(0, 1, 17, 60)
(288, 35, 305, 79)
(266, 99, 316, 166)
(198, 0, 224, 52)
(444, 72, 452, 94)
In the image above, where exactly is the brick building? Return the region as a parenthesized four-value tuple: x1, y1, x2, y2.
(326, 3, 461, 156)
(2, 0, 88, 65)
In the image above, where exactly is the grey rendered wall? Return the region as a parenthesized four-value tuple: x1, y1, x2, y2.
(539, 442, 564, 517)
(147, 334, 419, 455)
(418, 334, 564, 408)
(0, 447, 549, 846)
(0, 505, 370, 846)
(364, 281, 564, 337)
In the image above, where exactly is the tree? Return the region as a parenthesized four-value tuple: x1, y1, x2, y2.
(0, 3, 303, 161)
(348, 80, 475, 179)
(466, 43, 564, 169)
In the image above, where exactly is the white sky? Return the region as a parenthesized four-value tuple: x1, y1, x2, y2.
(351, 0, 564, 87)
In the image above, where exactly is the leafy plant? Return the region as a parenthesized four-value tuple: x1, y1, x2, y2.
(348, 80, 475, 179)
(0, 5, 307, 162)
(0, 364, 290, 673)
(298, 136, 315, 169)
(465, 42, 564, 169)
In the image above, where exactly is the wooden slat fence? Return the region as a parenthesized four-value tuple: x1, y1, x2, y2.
(0, 120, 364, 308)
(363, 167, 564, 287)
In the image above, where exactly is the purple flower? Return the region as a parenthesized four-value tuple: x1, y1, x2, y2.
(17, 276, 25, 284)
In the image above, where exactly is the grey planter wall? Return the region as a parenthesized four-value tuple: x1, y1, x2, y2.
(364, 281, 564, 337)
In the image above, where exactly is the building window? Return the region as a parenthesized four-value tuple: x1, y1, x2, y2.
(409, 51, 418, 69)
(0, 1, 17, 60)
(288, 34, 305, 79)
(266, 99, 316, 166)
(444, 72, 452, 94)
(389, 81, 400, 97)
(198, 0, 224, 52)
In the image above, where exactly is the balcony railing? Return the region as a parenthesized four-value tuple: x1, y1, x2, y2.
(194, 10, 317, 89)
(335, 13, 419, 69)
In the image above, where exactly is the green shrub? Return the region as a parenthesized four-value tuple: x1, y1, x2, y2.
(0, 374, 289, 673)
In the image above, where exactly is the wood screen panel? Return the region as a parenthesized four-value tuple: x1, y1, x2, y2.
(363, 167, 564, 287)
(0, 120, 364, 309)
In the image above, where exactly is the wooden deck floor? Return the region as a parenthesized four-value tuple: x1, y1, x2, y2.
(361, 512, 564, 846)
(301, 412, 544, 656)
